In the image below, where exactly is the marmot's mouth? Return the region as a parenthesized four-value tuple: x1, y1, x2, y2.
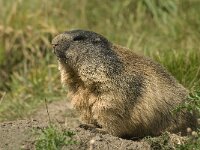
(52, 44, 66, 59)
(53, 48, 66, 58)
(52, 41, 70, 60)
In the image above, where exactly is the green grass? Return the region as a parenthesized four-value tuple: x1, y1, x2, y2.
(145, 132, 178, 150)
(175, 92, 200, 115)
(176, 129, 200, 150)
(35, 125, 76, 150)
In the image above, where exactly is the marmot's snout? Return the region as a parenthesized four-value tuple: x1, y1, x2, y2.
(52, 30, 110, 59)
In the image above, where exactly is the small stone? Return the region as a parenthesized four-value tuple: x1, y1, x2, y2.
(191, 131, 198, 137)
(187, 127, 192, 133)
(90, 139, 95, 144)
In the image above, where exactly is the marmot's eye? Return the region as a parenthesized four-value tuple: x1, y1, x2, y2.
(73, 35, 86, 41)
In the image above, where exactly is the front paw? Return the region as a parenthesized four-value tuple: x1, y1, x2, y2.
(79, 123, 96, 130)
(94, 128, 108, 135)
(79, 124, 108, 135)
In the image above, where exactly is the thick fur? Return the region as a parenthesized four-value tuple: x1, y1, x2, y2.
(52, 30, 196, 138)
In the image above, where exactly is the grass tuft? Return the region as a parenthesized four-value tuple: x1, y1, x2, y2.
(35, 125, 76, 150)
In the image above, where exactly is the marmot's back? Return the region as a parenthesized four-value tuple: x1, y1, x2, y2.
(111, 45, 196, 137)
(52, 30, 197, 138)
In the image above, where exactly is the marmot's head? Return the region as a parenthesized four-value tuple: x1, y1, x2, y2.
(51, 30, 111, 67)
(52, 30, 123, 75)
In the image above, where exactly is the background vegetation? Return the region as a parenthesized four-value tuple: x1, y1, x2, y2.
(0, 0, 199, 125)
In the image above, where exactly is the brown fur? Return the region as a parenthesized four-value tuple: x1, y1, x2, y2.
(52, 30, 196, 138)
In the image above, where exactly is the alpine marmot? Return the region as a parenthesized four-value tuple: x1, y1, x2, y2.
(52, 30, 196, 138)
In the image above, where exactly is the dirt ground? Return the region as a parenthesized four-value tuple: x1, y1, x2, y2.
(0, 100, 183, 150)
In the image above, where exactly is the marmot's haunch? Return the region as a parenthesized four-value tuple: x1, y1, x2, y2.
(52, 30, 196, 138)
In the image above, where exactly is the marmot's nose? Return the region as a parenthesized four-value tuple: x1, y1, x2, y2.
(52, 43, 58, 49)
